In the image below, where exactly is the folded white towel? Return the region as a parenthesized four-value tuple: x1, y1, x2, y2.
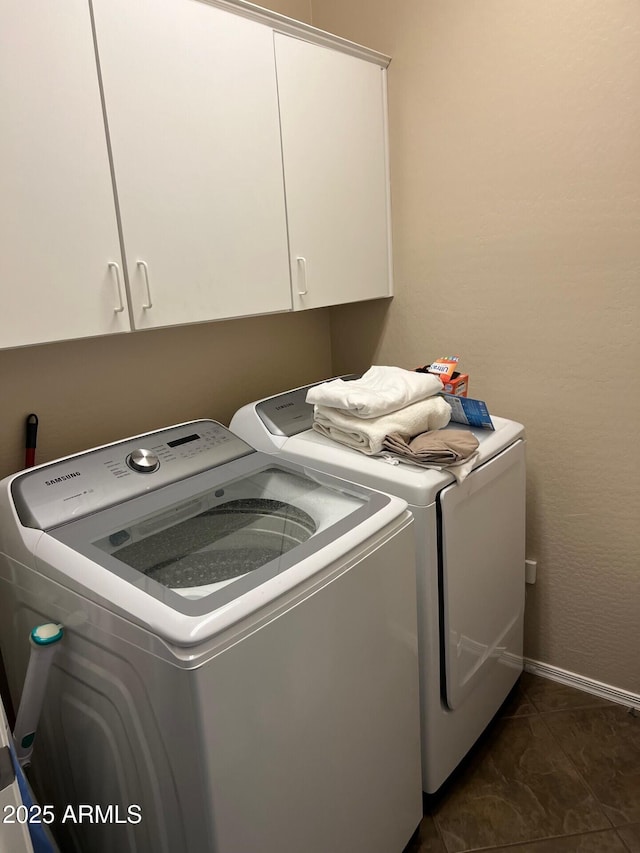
(312, 396, 452, 455)
(306, 366, 443, 418)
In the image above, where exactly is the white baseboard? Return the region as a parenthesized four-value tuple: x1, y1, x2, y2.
(524, 658, 640, 711)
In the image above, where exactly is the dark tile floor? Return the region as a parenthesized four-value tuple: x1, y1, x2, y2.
(405, 672, 640, 853)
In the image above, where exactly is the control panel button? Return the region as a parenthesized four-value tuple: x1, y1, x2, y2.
(126, 449, 160, 473)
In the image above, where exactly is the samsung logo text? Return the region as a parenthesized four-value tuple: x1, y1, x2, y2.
(45, 472, 82, 486)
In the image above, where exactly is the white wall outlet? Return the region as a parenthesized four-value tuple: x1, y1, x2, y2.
(525, 559, 537, 585)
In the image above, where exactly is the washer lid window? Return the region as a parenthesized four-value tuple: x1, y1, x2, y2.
(106, 495, 318, 591)
(47, 457, 387, 617)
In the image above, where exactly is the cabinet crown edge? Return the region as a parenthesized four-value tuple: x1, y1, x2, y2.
(195, 0, 391, 66)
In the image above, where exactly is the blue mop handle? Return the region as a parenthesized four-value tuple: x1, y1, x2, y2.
(12, 624, 64, 767)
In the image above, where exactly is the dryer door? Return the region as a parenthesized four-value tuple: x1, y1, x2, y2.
(438, 440, 525, 710)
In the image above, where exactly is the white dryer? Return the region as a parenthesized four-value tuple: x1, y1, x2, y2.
(0, 420, 422, 853)
(231, 385, 527, 794)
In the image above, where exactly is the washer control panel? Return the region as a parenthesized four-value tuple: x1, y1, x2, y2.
(12, 420, 254, 531)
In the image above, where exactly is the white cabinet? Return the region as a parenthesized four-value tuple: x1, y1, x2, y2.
(275, 34, 392, 310)
(1, 0, 392, 350)
(92, 0, 292, 329)
(0, 0, 130, 349)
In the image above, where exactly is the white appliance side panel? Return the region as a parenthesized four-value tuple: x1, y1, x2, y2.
(0, 0, 129, 348)
(275, 34, 391, 309)
(195, 519, 422, 853)
(1, 700, 34, 853)
(92, 0, 292, 328)
(440, 440, 525, 710)
(0, 575, 212, 853)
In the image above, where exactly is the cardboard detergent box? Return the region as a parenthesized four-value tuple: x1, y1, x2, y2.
(440, 371, 469, 397)
(415, 358, 469, 397)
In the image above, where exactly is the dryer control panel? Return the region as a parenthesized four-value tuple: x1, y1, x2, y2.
(11, 420, 254, 531)
(255, 375, 359, 437)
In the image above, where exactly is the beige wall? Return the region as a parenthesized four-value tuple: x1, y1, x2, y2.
(0, 0, 324, 483)
(313, 0, 640, 694)
(0, 312, 331, 480)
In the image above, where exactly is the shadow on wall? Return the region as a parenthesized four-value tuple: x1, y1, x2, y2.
(330, 298, 393, 374)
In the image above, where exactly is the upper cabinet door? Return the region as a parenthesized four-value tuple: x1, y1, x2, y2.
(92, 0, 292, 329)
(0, 0, 129, 349)
(274, 35, 392, 311)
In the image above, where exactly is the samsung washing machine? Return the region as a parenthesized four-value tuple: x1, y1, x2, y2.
(231, 383, 527, 794)
(0, 420, 422, 853)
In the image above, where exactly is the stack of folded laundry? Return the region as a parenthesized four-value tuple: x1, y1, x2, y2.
(306, 365, 479, 481)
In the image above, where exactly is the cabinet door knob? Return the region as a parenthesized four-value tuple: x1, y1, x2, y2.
(137, 260, 153, 309)
(296, 256, 308, 296)
(108, 262, 125, 313)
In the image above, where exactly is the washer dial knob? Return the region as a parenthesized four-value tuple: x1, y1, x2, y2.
(126, 448, 160, 473)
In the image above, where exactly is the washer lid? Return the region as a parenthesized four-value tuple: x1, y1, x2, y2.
(43, 453, 403, 632)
